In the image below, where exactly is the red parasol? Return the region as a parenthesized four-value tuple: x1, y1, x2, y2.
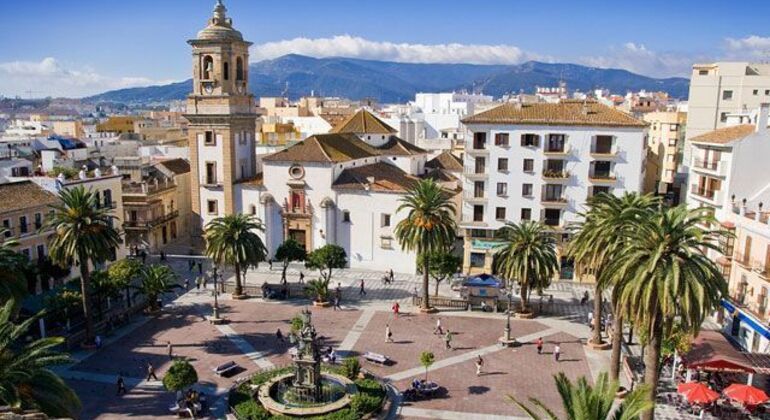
(677, 382, 719, 404)
(723, 383, 769, 406)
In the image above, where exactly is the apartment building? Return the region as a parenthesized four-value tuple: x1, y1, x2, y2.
(459, 100, 647, 276)
(0, 181, 58, 267)
(642, 111, 686, 195)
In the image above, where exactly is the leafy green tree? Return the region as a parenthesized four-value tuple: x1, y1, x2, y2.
(606, 206, 727, 420)
(275, 239, 307, 284)
(419, 351, 435, 381)
(0, 300, 81, 417)
(45, 186, 122, 344)
(567, 192, 659, 375)
(305, 245, 347, 303)
(395, 179, 456, 311)
(341, 357, 361, 380)
(107, 258, 142, 307)
(133, 265, 181, 311)
(45, 289, 82, 332)
(417, 250, 461, 296)
(205, 214, 267, 297)
(0, 230, 29, 307)
(509, 372, 652, 420)
(493, 221, 558, 314)
(162, 359, 198, 392)
(90, 270, 122, 321)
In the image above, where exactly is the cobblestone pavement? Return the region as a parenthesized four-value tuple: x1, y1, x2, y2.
(59, 255, 620, 419)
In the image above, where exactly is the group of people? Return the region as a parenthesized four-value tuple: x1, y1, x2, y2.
(535, 337, 562, 361)
(175, 388, 205, 419)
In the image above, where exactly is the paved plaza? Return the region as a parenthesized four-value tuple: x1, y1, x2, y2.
(59, 259, 611, 419)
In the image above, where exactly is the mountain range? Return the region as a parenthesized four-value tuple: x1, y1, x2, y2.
(86, 54, 690, 104)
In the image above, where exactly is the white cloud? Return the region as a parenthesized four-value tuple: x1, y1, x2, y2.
(579, 42, 701, 78)
(0, 57, 168, 98)
(251, 35, 536, 65)
(724, 35, 770, 59)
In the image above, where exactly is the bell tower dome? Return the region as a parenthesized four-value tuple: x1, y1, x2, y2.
(186, 1, 257, 240)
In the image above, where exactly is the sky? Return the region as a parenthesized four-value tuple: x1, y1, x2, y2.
(0, 0, 769, 98)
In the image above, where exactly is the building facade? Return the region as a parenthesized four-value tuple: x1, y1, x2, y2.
(459, 100, 647, 276)
(642, 111, 686, 195)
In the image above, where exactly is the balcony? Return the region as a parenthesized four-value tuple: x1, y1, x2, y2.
(734, 252, 751, 267)
(123, 210, 179, 230)
(588, 172, 617, 183)
(692, 158, 727, 177)
(463, 193, 487, 204)
(201, 178, 222, 188)
(542, 169, 570, 181)
(689, 185, 723, 205)
(463, 167, 488, 180)
(751, 260, 770, 279)
(465, 147, 489, 156)
(541, 195, 568, 207)
(542, 218, 564, 230)
(543, 144, 571, 156)
(730, 293, 769, 321)
(123, 182, 176, 195)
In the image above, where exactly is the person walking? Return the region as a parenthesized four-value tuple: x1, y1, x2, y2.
(276, 328, 285, 343)
(195, 276, 201, 290)
(184, 278, 190, 290)
(444, 330, 453, 350)
(299, 271, 305, 283)
(587, 311, 594, 331)
(197, 262, 203, 275)
(385, 324, 393, 343)
(116, 373, 127, 395)
(392, 302, 400, 318)
(553, 344, 561, 362)
(536, 337, 544, 354)
(146, 362, 158, 381)
(580, 290, 589, 306)
(475, 355, 484, 376)
(359, 279, 366, 296)
(167, 341, 173, 360)
(389, 269, 394, 284)
(434, 318, 443, 335)
(333, 295, 341, 311)
(268, 259, 273, 270)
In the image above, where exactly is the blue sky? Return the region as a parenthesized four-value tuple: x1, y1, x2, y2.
(0, 0, 769, 97)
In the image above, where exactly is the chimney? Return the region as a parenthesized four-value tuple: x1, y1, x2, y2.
(757, 103, 769, 133)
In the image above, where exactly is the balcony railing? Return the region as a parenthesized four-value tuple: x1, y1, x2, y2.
(589, 172, 616, 182)
(733, 252, 750, 267)
(543, 218, 562, 227)
(123, 182, 176, 195)
(542, 169, 570, 179)
(693, 159, 719, 171)
(544, 144, 570, 155)
(751, 259, 770, 278)
(690, 185, 716, 200)
(123, 210, 179, 230)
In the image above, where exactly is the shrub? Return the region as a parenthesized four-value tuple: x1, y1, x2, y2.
(340, 357, 360, 380)
(316, 408, 358, 420)
(162, 359, 198, 391)
(233, 399, 271, 420)
(290, 315, 304, 334)
(351, 392, 381, 416)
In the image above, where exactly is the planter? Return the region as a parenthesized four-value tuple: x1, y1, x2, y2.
(419, 306, 438, 314)
(232, 294, 250, 300)
(313, 300, 331, 307)
(516, 311, 535, 319)
(587, 339, 612, 350)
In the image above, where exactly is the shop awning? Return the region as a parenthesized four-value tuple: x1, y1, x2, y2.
(682, 330, 755, 374)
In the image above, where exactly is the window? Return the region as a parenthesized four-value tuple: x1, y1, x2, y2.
(380, 236, 393, 249)
(495, 207, 506, 220)
(494, 133, 509, 147)
(474, 181, 485, 198)
(205, 162, 217, 184)
(250, 205, 257, 215)
(668, 138, 677, 147)
(19, 216, 27, 234)
(2, 219, 9, 237)
(521, 208, 532, 220)
(104, 189, 112, 208)
(470, 252, 485, 268)
(239, 131, 247, 145)
(754, 89, 759, 96)
(521, 134, 540, 147)
(496, 182, 508, 196)
(342, 210, 351, 223)
(204, 131, 215, 145)
(523, 159, 534, 172)
(545, 134, 566, 152)
(21, 248, 30, 260)
(720, 112, 728, 123)
(473, 205, 484, 222)
(34, 213, 42, 229)
(766, 90, 770, 96)
(202, 55, 214, 79)
(474, 157, 486, 173)
(36, 245, 45, 260)
(236, 57, 245, 81)
(522, 183, 533, 197)
(497, 158, 508, 172)
(698, 70, 708, 75)
(473, 132, 487, 150)
(722, 90, 733, 100)
(381, 213, 391, 227)
(207, 200, 218, 215)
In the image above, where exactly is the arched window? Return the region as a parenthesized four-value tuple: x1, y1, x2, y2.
(202, 56, 214, 80)
(223, 61, 229, 80)
(250, 204, 257, 215)
(236, 57, 244, 81)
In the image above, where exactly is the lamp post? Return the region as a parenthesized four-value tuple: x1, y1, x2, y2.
(499, 287, 517, 347)
(209, 263, 226, 324)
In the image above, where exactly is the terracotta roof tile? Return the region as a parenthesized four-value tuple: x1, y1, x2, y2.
(690, 124, 757, 145)
(426, 151, 463, 172)
(333, 162, 418, 193)
(377, 137, 427, 156)
(461, 100, 647, 128)
(0, 181, 59, 214)
(262, 133, 425, 163)
(330, 109, 397, 134)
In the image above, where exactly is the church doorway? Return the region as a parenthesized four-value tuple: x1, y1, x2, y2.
(289, 229, 307, 250)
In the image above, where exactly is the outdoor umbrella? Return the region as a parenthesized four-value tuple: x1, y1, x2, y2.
(723, 383, 769, 406)
(678, 382, 719, 404)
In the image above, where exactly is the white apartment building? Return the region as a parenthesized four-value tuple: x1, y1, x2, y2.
(459, 100, 647, 275)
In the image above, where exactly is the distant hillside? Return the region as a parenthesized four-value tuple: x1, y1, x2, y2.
(86, 54, 689, 104)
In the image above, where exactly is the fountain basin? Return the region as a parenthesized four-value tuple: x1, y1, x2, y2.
(257, 372, 357, 417)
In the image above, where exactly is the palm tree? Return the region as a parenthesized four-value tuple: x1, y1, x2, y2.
(204, 214, 267, 297)
(133, 265, 181, 311)
(606, 206, 727, 420)
(46, 186, 121, 345)
(0, 230, 28, 306)
(567, 193, 659, 370)
(493, 221, 558, 315)
(509, 372, 652, 420)
(395, 179, 456, 311)
(0, 300, 81, 417)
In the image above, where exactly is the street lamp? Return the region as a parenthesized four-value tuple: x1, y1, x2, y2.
(499, 287, 517, 347)
(209, 263, 226, 324)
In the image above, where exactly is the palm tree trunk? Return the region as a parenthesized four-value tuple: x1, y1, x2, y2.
(234, 263, 243, 296)
(77, 253, 95, 345)
(519, 266, 529, 313)
(609, 313, 624, 381)
(641, 313, 663, 420)
(422, 255, 430, 310)
(591, 283, 603, 344)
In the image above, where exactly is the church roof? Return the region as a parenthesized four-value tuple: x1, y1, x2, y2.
(330, 109, 398, 134)
(377, 136, 427, 156)
(333, 162, 418, 193)
(194, 1, 246, 43)
(262, 133, 426, 163)
(426, 151, 463, 172)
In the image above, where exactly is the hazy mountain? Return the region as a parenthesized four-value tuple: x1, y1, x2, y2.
(86, 54, 689, 104)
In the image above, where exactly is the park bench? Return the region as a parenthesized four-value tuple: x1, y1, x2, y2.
(213, 361, 239, 376)
(363, 351, 390, 365)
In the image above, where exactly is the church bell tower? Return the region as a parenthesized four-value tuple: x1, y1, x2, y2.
(186, 0, 257, 240)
